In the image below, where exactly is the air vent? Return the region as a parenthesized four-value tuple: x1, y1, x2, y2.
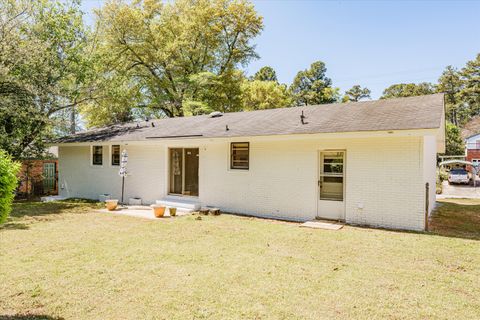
(209, 111, 223, 118)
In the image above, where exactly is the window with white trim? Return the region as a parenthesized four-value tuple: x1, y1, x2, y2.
(231, 142, 249, 170)
(92, 146, 103, 165)
(111, 145, 120, 166)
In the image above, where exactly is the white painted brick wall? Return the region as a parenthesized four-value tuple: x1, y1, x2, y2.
(59, 145, 166, 203)
(344, 137, 425, 231)
(423, 136, 437, 215)
(59, 135, 432, 231)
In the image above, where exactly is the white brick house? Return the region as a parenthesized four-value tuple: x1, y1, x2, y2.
(54, 94, 445, 231)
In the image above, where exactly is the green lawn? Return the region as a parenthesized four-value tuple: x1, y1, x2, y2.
(1, 199, 479, 319)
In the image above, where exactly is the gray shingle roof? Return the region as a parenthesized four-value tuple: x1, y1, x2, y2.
(55, 93, 444, 143)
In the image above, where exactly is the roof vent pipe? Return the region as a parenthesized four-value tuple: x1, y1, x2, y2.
(300, 110, 308, 124)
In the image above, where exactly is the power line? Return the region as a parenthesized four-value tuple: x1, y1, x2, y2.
(332, 66, 445, 84)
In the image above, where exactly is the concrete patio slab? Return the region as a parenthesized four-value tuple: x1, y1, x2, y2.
(41, 195, 67, 202)
(300, 220, 344, 230)
(97, 206, 192, 220)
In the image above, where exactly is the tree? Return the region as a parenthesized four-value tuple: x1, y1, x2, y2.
(290, 61, 339, 106)
(0, 0, 93, 158)
(80, 72, 142, 128)
(0, 150, 20, 224)
(380, 82, 436, 99)
(241, 80, 292, 110)
(444, 122, 465, 156)
(91, 0, 263, 121)
(437, 66, 464, 126)
(459, 54, 480, 120)
(342, 85, 371, 102)
(253, 66, 278, 82)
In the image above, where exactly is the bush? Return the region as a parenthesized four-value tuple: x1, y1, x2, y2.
(0, 150, 21, 223)
(437, 168, 449, 182)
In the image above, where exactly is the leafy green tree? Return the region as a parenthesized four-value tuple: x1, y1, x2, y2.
(0, 0, 93, 158)
(380, 82, 436, 99)
(253, 66, 278, 82)
(184, 69, 246, 115)
(459, 54, 480, 119)
(92, 0, 263, 121)
(0, 150, 20, 224)
(241, 80, 292, 110)
(290, 61, 339, 106)
(342, 85, 371, 102)
(437, 66, 464, 126)
(444, 122, 465, 156)
(80, 72, 141, 128)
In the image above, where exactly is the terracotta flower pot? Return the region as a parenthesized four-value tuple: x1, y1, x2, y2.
(105, 199, 118, 211)
(169, 207, 177, 217)
(152, 205, 166, 218)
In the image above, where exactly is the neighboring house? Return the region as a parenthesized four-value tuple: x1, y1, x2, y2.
(465, 133, 480, 169)
(53, 94, 445, 231)
(17, 147, 59, 197)
(461, 115, 480, 140)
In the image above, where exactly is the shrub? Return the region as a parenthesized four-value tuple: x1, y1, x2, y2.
(0, 150, 21, 223)
(437, 168, 449, 182)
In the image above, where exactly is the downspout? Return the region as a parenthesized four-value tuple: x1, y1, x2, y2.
(425, 182, 429, 231)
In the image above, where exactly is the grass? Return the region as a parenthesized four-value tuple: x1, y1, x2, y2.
(430, 198, 480, 240)
(0, 199, 479, 319)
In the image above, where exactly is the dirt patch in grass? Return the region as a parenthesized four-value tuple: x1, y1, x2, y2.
(431, 198, 480, 240)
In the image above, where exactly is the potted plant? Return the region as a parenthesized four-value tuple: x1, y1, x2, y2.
(169, 207, 177, 217)
(105, 199, 118, 211)
(151, 204, 166, 218)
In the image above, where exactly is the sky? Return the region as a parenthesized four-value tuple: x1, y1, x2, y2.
(80, 0, 480, 99)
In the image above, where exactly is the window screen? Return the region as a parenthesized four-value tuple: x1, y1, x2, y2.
(111, 145, 120, 166)
(320, 151, 344, 201)
(92, 146, 103, 165)
(231, 142, 249, 170)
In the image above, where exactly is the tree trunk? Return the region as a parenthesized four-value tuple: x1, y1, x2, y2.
(70, 105, 76, 134)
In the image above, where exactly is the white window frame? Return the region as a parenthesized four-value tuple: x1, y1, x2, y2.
(90, 145, 104, 167)
(110, 145, 121, 166)
(230, 142, 249, 170)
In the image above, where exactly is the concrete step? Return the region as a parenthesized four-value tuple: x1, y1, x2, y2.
(41, 195, 67, 202)
(155, 196, 201, 212)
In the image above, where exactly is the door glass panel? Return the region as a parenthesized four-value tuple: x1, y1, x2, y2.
(320, 152, 344, 201)
(169, 148, 183, 194)
(169, 148, 199, 196)
(184, 148, 199, 196)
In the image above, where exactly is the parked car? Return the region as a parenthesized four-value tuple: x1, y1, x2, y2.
(448, 169, 470, 185)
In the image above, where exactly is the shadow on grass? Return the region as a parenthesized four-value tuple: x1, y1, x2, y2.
(429, 199, 480, 241)
(0, 199, 101, 231)
(342, 199, 480, 241)
(0, 315, 64, 320)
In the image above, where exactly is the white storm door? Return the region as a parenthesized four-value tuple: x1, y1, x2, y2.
(317, 151, 345, 220)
